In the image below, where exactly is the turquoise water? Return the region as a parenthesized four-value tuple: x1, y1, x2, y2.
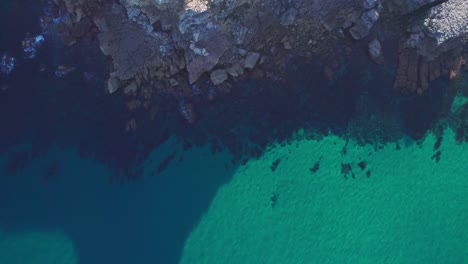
(1, 123, 467, 263)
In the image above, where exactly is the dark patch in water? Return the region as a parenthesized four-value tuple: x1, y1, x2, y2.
(396, 143, 401, 150)
(431, 150, 441, 163)
(43, 160, 60, 182)
(270, 158, 281, 172)
(366, 170, 371, 177)
(309, 161, 320, 173)
(358, 161, 367, 171)
(341, 145, 347, 155)
(454, 103, 468, 143)
(270, 192, 279, 208)
(4, 151, 30, 176)
(341, 163, 354, 179)
(157, 152, 176, 173)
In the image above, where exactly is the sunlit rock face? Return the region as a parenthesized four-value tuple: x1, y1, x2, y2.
(185, 0, 209, 12)
(394, 0, 467, 94)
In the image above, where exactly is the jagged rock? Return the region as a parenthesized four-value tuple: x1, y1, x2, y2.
(210, 69, 228, 85)
(226, 63, 244, 77)
(107, 76, 120, 94)
(0, 53, 15, 76)
(349, 9, 379, 40)
(368, 39, 384, 64)
(244, 52, 261, 69)
(395, 0, 468, 94)
(49, 0, 467, 114)
(414, 0, 468, 60)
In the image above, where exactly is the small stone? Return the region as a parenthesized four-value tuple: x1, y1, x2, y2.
(210, 69, 228, 85)
(368, 39, 384, 64)
(107, 77, 120, 94)
(283, 41, 292, 50)
(244, 52, 261, 69)
(124, 80, 138, 94)
(170, 78, 179, 86)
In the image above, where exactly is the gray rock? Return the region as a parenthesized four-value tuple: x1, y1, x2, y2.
(368, 39, 384, 64)
(0, 53, 15, 76)
(411, 0, 468, 59)
(244, 52, 261, 69)
(107, 77, 120, 94)
(210, 69, 228, 85)
(349, 9, 380, 40)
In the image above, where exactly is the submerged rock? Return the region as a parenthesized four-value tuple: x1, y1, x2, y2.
(55, 65, 76, 78)
(210, 69, 228, 85)
(22, 34, 45, 59)
(0, 53, 15, 76)
(368, 39, 384, 64)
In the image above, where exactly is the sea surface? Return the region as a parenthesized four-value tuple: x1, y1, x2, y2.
(0, 1, 467, 264)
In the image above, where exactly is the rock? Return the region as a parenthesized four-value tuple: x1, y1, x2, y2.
(368, 39, 384, 64)
(179, 103, 196, 124)
(50, 0, 467, 111)
(124, 81, 138, 94)
(210, 69, 228, 85)
(349, 9, 379, 40)
(0, 53, 15, 76)
(414, 0, 468, 60)
(169, 78, 179, 86)
(22, 34, 45, 59)
(394, 0, 468, 94)
(244, 52, 261, 69)
(226, 63, 244, 77)
(107, 77, 120, 94)
(280, 8, 298, 26)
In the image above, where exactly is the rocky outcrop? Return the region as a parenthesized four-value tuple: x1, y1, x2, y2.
(46, 0, 467, 121)
(394, 0, 467, 94)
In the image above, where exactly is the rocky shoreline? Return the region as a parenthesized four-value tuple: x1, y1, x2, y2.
(2, 0, 468, 126)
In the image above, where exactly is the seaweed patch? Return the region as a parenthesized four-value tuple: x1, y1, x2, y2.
(431, 150, 441, 163)
(309, 161, 320, 174)
(357, 161, 367, 171)
(270, 158, 281, 172)
(341, 163, 354, 179)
